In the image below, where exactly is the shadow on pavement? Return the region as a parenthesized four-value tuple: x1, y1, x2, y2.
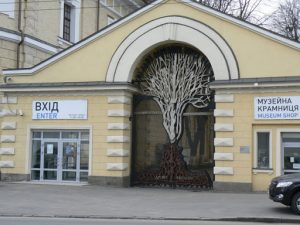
(271, 206, 296, 215)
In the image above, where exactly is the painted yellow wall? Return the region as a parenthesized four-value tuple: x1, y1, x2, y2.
(215, 91, 300, 191)
(4, 0, 300, 189)
(0, 92, 132, 178)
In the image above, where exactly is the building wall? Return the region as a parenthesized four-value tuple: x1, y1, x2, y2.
(0, 39, 52, 75)
(34, 1, 61, 45)
(4, 87, 299, 190)
(81, 0, 99, 40)
(0, 40, 18, 73)
(8, 1, 300, 85)
(214, 90, 300, 191)
(0, 91, 132, 185)
(2, 1, 300, 190)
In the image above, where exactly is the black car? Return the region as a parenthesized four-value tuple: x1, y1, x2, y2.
(269, 173, 300, 214)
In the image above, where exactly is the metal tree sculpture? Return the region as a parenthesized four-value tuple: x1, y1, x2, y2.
(135, 47, 214, 188)
(140, 48, 213, 144)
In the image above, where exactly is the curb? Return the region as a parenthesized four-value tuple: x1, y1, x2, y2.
(1, 215, 300, 223)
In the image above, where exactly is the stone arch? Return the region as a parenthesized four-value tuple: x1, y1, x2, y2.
(106, 16, 239, 82)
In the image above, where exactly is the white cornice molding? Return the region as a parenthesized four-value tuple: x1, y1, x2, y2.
(0, 84, 139, 93)
(0, 30, 59, 54)
(210, 81, 300, 90)
(24, 37, 59, 54)
(0, 30, 21, 43)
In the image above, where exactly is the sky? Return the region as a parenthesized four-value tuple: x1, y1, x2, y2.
(246, 0, 284, 25)
(258, 0, 284, 15)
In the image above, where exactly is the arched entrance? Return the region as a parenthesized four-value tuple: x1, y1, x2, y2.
(106, 16, 239, 188)
(131, 44, 215, 188)
(106, 16, 239, 82)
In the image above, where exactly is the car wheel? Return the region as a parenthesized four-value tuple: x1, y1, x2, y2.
(291, 192, 300, 215)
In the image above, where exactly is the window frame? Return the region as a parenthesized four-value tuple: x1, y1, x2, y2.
(0, 0, 15, 18)
(63, 3, 72, 42)
(254, 129, 272, 170)
(59, 0, 81, 43)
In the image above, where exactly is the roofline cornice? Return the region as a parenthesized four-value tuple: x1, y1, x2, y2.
(210, 76, 300, 90)
(0, 82, 139, 93)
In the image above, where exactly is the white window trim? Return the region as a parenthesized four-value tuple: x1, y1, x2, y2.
(0, 0, 15, 18)
(276, 128, 300, 176)
(59, 0, 81, 43)
(253, 129, 272, 170)
(252, 169, 273, 174)
(57, 36, 73, 47)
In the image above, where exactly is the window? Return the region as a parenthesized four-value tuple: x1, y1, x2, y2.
(256, 132, 271, 169)
(59, 0, 80, 43)
(0, 0, 15, 18)
(63, 4, 71, 41)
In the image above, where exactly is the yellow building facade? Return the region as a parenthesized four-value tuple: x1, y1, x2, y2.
(1, 0, 300, 191)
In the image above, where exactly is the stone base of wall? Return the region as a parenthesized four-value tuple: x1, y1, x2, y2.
(88, 176, 130, 187)
(0, 173, 30, 182)
(213, 181, 252, 192)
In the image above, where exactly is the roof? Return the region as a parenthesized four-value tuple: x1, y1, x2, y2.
(3, 0, 300, 76)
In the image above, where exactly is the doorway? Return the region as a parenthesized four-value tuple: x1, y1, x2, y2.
(282, 133, 300, 174)
(131, 96, 215, 187)
(31, 130, 89, 182)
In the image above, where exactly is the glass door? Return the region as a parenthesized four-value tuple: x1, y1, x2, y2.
(283, 143, 300, 174)
(62, 141, 79, 181)
(31, 130, 89, 183)
(42, 141, 59, 180)
(42, 141, 79, 182)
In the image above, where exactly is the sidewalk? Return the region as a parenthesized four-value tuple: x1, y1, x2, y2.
(0, 182, 299, 223)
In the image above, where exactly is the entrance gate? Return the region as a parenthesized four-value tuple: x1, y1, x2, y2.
(131, 96, 214, 188)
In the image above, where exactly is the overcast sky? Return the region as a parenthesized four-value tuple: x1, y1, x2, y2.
(259, 0, 283, 14)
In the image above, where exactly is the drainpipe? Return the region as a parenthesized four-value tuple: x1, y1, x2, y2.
(17, 0, 25, 69)
(96, 0, 100, 31)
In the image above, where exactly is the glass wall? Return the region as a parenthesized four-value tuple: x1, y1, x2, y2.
(31, 130, 89, 182)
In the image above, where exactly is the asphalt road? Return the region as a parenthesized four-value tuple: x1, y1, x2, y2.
(0, 217, 295, 225)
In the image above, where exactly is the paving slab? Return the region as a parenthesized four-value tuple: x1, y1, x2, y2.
(0, 182, 299, 223)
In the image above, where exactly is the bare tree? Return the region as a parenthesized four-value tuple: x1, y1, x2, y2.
(196, 0, 266, 24)
(235, 0, 264, 21)
(140, 48, 212, 144)
(197, 0, 234, 13)
(270, 0, 300, 42)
